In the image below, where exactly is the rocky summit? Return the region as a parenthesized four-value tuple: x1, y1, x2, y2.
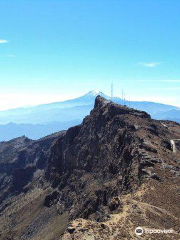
(0, 96, 180, 240)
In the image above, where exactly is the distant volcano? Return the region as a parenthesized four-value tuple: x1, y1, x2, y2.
(0, 90, 179, 142)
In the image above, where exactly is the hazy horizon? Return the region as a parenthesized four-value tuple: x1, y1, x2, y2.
(0, 0, 180, 110)
(0, 89, 180, 112)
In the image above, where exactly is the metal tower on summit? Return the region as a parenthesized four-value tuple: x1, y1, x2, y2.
(111, 84, 114, 99)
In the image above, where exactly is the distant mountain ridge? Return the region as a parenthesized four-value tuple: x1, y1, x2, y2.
(152, 109, 180, 122)
(0, 120, 81, 142)
(0, 90, 179, 124)
(0, 90, 179, 141)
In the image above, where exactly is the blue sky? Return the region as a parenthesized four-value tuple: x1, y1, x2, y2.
(0, 0, 180, 110)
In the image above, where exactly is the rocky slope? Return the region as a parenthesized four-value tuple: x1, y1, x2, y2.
(0, 96, 180, 240)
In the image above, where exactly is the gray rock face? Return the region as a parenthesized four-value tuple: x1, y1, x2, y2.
(1, 95, 180, 239)
(0, 133, 62, 211)
(44, 96, 155, 219)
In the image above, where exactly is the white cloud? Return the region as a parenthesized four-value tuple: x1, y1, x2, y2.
(132, 95, 179, 106)
(160, 79, 180, 83)
(0, 54, 15, 58)
(148, 87, 180, 91)
(138, 62, 160, 68)
(8, 54, 15, 58)
(0, 93, 78, 111)
(136, 79, 180, 83)
(0, 39, 8, 44)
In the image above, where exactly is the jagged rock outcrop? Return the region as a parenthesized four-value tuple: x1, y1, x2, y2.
(0, 132, 62, 211)
(44, 96, 177, 221)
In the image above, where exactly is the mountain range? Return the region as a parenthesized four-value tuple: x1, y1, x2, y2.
(0, 96, 180, 239)
(0, 90, 179, 141)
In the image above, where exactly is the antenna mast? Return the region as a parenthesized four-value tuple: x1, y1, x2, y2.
(122, 89, 123, 105)
(111, 84, 114, 99)
(122, 89, 126, 106)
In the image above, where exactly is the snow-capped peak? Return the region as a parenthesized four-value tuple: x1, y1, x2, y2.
(83, 90, 111, 100)
(88, 90, 102, 96)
